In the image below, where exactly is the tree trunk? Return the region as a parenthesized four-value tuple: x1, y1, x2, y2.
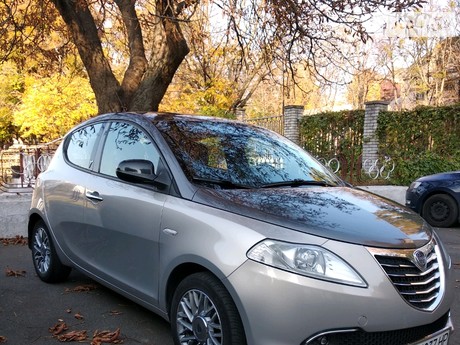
(51, 0, 189, 114)
(51, 0, 123, 114)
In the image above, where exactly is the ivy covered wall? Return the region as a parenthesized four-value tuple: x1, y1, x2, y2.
(300, 110, 364, 182)
(300, 104, 460, 185)
(377, 104, 460, 185)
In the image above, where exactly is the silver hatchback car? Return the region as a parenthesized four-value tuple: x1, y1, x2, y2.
(29, 113, 454, 345)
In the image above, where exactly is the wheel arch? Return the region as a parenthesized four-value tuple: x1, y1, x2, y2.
(165, 263, 249, 345)
(165, 262, 208, 316)
(163, 261, 248, 330)
(27, 212, 45, 249)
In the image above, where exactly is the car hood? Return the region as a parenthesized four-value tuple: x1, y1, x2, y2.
(417, 171, 460, 182)
(193, 186, 430, 249)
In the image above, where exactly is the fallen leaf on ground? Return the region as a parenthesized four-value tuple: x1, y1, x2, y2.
(57, 330, 87, 342)
(65, 284, 98, 293)
(5, 267, 26, 277)
(65, 308, 72, 313)
(74, 313, 84, 320)
(1, 236, 28, 246)
(49, 321, 68, 335)
(91, 328, 123, 345)
(0, 335, 7, 343)
(109, 310, 123, 316)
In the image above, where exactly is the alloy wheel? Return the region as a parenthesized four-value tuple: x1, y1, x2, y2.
(33, 226, 51, 275)
(176, 289, 223, 345)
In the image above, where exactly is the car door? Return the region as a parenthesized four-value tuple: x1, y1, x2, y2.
(45, 122, 105, 256)
(80, 121, 168, 305)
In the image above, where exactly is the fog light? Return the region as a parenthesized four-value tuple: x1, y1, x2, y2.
(302, 335, 329, 345)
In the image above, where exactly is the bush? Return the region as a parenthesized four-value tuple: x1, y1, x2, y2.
(299, 104, 460, 185)
(300, 110, 364, 182)
(391, 152, 460, 186)
(378, 104, 460, 185)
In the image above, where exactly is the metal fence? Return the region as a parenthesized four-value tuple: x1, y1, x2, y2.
(244, 112, 396, 184)
(245, 115, 284, 135)
(318, 155, 395, 183)
(0, 140, 61, 190)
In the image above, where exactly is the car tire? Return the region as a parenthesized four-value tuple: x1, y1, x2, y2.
(31, 220, 71, 283)
(170, 272, 246, 345)
(422, 194, 459, 228)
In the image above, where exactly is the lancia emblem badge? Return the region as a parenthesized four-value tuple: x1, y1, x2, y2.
(413, 250, 427, 271)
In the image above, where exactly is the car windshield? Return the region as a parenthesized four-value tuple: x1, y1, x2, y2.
(154, 117, 342, 189)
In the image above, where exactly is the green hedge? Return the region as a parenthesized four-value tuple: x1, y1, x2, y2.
(377, 104, 460, 185)
(300, 104, 460, 185)
(300, 110, 364, 182)
(300, 110, 364, 154)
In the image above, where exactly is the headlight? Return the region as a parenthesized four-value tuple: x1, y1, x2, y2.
(409, 181, 421, 190)
(247, 240, 367, 287)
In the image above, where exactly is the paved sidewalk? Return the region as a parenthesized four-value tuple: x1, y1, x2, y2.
(357, 185, 407, 205)
(0, 191, 31, 238)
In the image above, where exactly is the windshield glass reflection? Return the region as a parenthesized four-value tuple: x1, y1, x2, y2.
(154, 117, 342, 189)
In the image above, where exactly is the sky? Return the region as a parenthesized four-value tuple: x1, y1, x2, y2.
(366, 0, 459, 39)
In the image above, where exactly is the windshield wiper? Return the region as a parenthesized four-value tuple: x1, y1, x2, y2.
(258, 179, 336, 188)
(192, 177, 252, 189)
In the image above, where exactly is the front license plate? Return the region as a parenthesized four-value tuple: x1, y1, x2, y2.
(411, 329, 450, 345)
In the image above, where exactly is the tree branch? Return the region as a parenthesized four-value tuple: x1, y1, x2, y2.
(114, 0, 148, 109)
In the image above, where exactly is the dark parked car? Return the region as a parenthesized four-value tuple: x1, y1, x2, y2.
(406, 171, 460, 227)
(29, 113, 454, 345)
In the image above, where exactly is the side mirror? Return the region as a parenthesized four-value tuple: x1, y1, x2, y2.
(116, 159, 157, 184)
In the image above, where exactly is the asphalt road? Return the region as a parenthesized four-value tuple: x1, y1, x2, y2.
(0, 243, 173, 345)
(1, 228, 460, 345)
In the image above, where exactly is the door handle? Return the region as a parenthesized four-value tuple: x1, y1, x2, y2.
(85, 190, 103, 202)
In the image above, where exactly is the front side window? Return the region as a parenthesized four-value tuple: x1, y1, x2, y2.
(99, 121, 160, 177)
(66, 123, 104, 170)
(155, 118, 341, 189)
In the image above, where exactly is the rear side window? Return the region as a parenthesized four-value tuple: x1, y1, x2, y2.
(66, 123, 104, 169)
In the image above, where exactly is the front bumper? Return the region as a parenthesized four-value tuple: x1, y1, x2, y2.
(303, 312, 453, 344)
(405, 188, 421, 212)
(226, 242, 453, 345)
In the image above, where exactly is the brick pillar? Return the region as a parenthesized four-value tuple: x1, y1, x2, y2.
(236, 107, 246, 122)
(284, 105, 304, 145)
(363, 101, 389, 164)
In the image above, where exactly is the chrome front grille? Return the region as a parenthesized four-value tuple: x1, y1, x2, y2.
(369, 239, 444, 311)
